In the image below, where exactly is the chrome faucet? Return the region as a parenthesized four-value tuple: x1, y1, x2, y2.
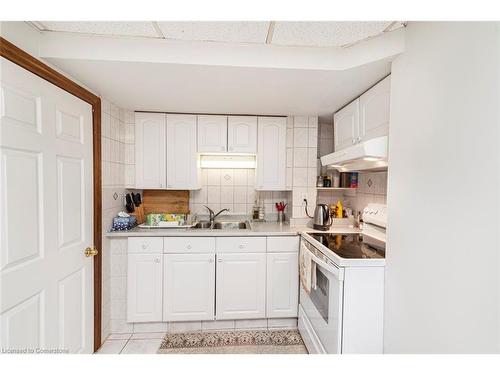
(203, 205, 230, 228)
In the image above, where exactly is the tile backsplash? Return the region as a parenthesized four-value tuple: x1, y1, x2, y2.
(348, 171, 388, 213)
(317, 171, 388, 215)
(318, 120, 334, 159)
(100, 98, 134, 342)
(289, 115, 319, 224)
(190, 168, 289, 219)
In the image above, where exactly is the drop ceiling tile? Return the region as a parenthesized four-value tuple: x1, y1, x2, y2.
(156, 21, 270, 43)
(271, 21, 397, 47)
(40, 21, 159, 38)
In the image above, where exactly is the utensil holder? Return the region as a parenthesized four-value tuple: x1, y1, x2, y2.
(133, 205, 145, 224)
(277, 211, 285, 223)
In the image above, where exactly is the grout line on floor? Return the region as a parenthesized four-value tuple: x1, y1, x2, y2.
(118, 338, 130, 354)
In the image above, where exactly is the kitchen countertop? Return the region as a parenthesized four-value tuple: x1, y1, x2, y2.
(105, 221, 361, 238)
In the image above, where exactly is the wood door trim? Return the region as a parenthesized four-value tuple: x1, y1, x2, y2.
(0, 37, 103, 352)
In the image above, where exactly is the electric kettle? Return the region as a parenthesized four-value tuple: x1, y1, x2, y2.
(304, 200, 332, 231)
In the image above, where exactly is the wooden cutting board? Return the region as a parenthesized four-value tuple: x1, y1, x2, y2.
(142, 190, 190, 214)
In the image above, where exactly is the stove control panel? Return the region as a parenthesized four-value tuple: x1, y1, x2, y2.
(362, 203, 387, 228)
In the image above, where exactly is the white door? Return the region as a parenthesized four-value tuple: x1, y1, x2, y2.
(227, 116, 257, 153)
(359, 76, 391, 142)
(166, 114, 199, 189)
(163, 253, 215, 322)
(0, 57, 94, 353)
(127, 253, 163, 322)
(334, 99, 359, 151)
(216, 253, 266, 320)
(256, 117, 286, 190)
(266, 252, 299, 318)
(197, 115, 227, 152)
(135, 112, 166, 188)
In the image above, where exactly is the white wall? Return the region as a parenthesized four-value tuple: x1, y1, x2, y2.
(385, 22, 499, 353)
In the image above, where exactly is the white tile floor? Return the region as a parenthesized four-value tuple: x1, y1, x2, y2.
(97, 332, 165, 354)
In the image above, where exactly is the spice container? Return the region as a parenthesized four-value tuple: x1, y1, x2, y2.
(331, 169, 340, 187)
(316, 175, 324, 187)
(323, 176, 332, 187)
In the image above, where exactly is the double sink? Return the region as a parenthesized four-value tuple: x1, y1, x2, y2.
(192, 221, 251, 230)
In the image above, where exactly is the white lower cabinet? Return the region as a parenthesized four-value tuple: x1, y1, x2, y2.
(163, 253, 216, 321)
(216, 253, 266, 320)
(127, 253, 163, 322)
(266, 252, 299, 318)
(126, 235, 300, 323)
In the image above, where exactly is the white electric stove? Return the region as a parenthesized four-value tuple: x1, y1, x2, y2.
(298, 203, 387, 354)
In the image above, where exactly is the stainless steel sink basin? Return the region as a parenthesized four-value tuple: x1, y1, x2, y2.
(192, 221, 250, 230)
(213, 221, 249, 230)
(192, 221, 212, 229)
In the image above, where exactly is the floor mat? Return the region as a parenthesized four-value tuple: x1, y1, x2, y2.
(158, 329, 308, 354)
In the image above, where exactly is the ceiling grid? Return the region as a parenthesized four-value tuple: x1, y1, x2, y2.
(30, 21, 404, 48)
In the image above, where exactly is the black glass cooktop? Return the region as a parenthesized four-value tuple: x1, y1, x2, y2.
(306, 233, 385, 259)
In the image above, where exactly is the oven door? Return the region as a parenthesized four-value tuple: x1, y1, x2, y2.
(299, 240, 344, 354)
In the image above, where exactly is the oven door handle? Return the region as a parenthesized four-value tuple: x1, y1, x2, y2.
(303, 243, 344, 281)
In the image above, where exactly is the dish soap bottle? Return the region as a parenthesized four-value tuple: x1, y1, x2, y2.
(335, 201, 343, 219)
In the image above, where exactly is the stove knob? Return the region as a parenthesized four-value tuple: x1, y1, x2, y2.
(374, 210, 378, 214)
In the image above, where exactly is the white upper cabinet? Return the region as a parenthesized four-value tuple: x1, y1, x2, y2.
(197, 115, 228, 152)
(359, 75, 391, 142)
(135, 112, 166, 188)
(334, 76, 391, 152)
(334, 99, 359, 151)
(256, 117, 287, 190)
(227, 116, 257, 153)
(166, 114, 199, 189)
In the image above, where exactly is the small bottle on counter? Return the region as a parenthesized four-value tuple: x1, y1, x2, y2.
(354, 211, 362, 229)
(252, 203, 260, 220)
(258, 201, 265, 220)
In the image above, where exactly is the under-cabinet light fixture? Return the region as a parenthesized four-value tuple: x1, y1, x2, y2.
(200, 154, 256, 169)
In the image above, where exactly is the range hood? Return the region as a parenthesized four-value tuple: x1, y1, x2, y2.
(320, 136, 388, 172)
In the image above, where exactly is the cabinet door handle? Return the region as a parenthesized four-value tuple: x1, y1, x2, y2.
(208, 258, 213, 263)
(141, 244, 148, 249)
(218, 259, 223, 263)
